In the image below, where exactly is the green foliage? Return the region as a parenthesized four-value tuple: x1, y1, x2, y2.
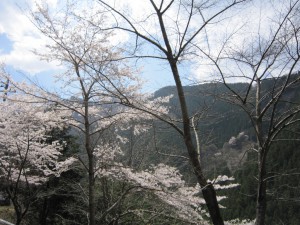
(222, 151, 257, 221)
(264, 126, 300, 224)
(154, 75, 300, 224)
(0, 206, 15, 223)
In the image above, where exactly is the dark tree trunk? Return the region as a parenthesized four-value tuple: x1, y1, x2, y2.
(12, 201, 22, 225)
(169, 60, 224, 225)
(84, 96, 96, 225)
(255, 151, 267, 225)
(87, 135, 96, 225)
(39, 197, 49, 225)
(15, 218, 21, 225)
(254, 79, 267, 225)
(88, 158, 95, 225)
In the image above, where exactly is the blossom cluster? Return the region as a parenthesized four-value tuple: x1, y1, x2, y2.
(0, 79, 76, 186)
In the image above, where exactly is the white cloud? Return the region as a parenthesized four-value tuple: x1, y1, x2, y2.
(189, 0, 284, 83)
(0, 0, 62, 74)
(0, 25, 4, 34)
(1, 35, 62, 74)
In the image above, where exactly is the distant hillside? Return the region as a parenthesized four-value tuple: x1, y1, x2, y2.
(154, 82, 252, 148)
(154, 74, 300, 148)
(151, 74, 300, 224)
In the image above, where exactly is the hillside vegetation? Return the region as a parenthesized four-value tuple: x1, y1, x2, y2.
(151, 75, 300, 224)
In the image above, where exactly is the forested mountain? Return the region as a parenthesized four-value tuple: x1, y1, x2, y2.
(151, 75, 300, 224)
(154, 82, 251, 147)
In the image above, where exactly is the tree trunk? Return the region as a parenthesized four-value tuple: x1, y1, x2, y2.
(88, 157, 95, 225)
(84, 98, 96, 225)
(255, 152, 267, 225)
(13, 203, 22, 225)
(15, 218, 21, 225)
(202, 185, 224, 225)
(254, 79, 267, 225)
(39, 197, 49, 225)
(169, 61, 224, 225)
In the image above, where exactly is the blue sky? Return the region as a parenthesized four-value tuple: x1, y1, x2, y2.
(0, 33, 12, 54)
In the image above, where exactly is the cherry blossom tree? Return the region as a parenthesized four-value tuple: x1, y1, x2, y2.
(27, 2, 174, 225)
(89, 138, 241, 224)
(0, 67, 76, 225)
